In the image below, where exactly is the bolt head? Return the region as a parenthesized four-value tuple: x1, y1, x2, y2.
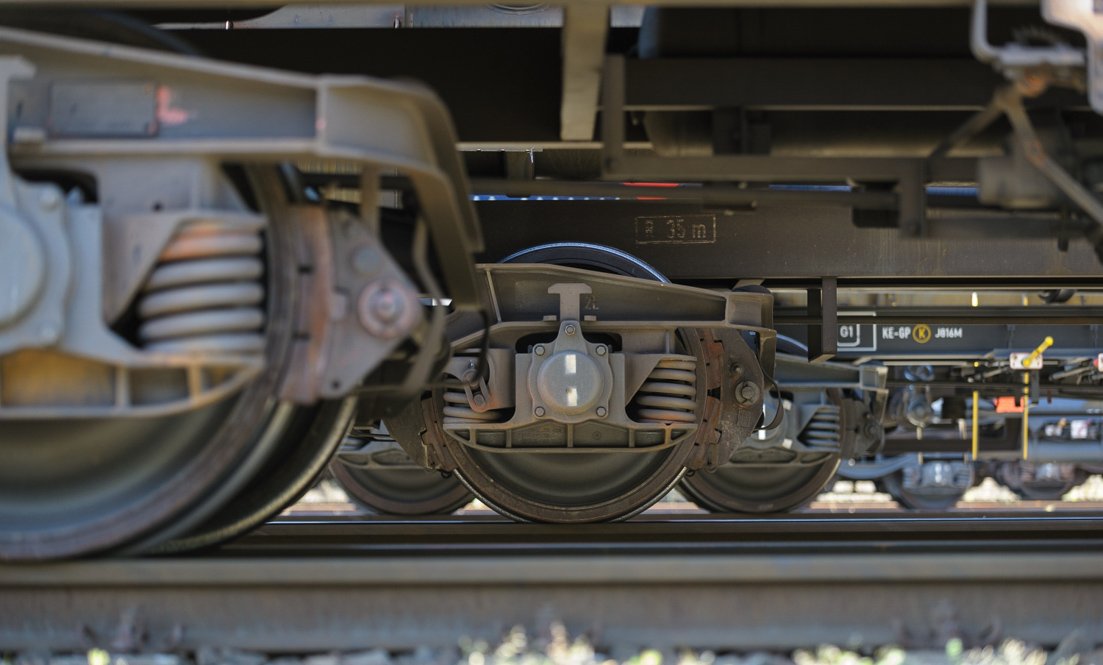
(534, 345, 546, 356)
(358, 280, 418, 339)
(596, 406, 607, 418)
(564, 324, 577, 336)
(595, 345, 607, 356)
(473, 394, 487, 407)
(735, 380, 761, 405)
(534, 406, 546, 417)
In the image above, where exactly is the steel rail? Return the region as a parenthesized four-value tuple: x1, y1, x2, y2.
(217, 514, 1103, 556)
(251, 512, 1103, 536)
(2, 547, 1102, 652)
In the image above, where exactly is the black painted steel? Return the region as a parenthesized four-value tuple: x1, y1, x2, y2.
(474, 201, 1103, 282)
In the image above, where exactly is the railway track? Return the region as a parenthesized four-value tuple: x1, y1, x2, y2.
(2, 514, 1102, 653)
(236, 513, 1103, 555)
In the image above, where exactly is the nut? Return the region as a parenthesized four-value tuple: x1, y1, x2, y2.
(473, 394, 487, 407)
(358, 280, 418, 339)
(735, 380, 761, 406)
(534, 406, 546, 417)
(564, 324, 577, 336)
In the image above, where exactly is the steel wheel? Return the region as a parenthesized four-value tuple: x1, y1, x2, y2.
(331, 424, 472, 516)
(0, 170, 308, 560)
(995, 461, 1085, 501)
(445, 243, 701, 522)
(680, 457, 840, 513)
(450, 428, 696, 522)
(679, 338, 843, 514)
(153, 397, 357, 553)
(879, 471, 966, 511)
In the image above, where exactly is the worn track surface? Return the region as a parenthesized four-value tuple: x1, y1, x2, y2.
(2, 514, 1102, 652)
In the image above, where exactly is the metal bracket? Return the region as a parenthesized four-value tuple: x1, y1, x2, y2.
(548, 282, 592, 321)
(1043, 0, 1103, 112)
(807, 278, 837, 363)
(972, 0, 1085, 75)
(281, 207, 423, 404)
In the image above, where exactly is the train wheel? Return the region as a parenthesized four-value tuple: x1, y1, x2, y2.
(445, 410, 699, 522)
(411, 243, 734, 523)
(994, 461, 1086, 501)
(880, 474, 965, 510)
(679, 387, 846, 513)
(330, 421, 473, 516)
(0, 170, 316, 559)
(879, 457, 975, 511)
(680, 459, 839, 513)
(152, 397, 357, 553)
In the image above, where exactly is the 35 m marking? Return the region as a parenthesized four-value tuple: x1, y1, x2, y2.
(635, 214, 717, 245)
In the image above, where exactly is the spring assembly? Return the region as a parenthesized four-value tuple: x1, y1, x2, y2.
(442, 387, 505, 424)
(800, 405, 843, 449)
(633, 357, 698, 424)
(137, 216, 266, 354)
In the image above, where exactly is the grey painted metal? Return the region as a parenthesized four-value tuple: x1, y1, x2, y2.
(1042, 0, 1103, 113)
(1, 551, 1102, 651)
(1, 25, 482, 311)
(560, 6, 609, 141)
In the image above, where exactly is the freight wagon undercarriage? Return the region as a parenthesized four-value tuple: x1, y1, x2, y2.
(2, 0, 1103, 558)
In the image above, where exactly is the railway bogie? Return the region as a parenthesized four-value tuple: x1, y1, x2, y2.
(0, 23, 479, 559)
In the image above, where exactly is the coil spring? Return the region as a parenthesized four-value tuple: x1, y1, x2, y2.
(137, 217, 266, 354)
(800, 406, 842, 448)
(633, 357, 698, 424)
(442, 387, 505, 424)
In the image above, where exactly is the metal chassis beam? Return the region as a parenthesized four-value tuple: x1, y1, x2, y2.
(601, 55, 976, 234)
(621, 57, 1086, 111)
(779, 322, 1103, 361)
(161, 30, 1097, 148)
(472, 200, 1103, 281)
(0, 25, 484, 307)
(560, 6, 609, 141)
